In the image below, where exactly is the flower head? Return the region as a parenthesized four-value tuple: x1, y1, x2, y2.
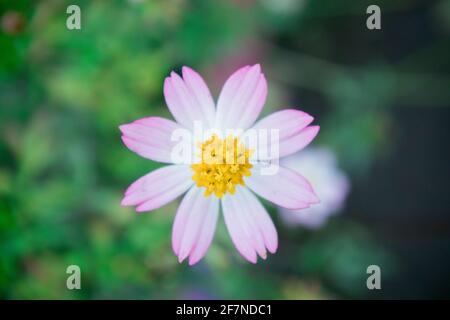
(191, 134, 253, 198)
(120, 64, 320, 265)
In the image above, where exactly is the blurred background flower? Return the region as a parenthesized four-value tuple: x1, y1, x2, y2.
(279, 147, 350, 229)
(1, 0, 449, 299)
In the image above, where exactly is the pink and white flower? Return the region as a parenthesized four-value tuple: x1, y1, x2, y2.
(120, 64, 320, 265)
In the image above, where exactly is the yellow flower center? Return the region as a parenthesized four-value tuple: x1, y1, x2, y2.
(191, 134, 253, 198)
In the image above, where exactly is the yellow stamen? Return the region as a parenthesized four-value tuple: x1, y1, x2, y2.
(191, 134, 253, 198)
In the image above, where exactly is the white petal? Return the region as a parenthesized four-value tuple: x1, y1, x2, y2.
(244, 108, 319, 161)
(240, 187, 278, 254)
(164, 68, 215, 130)
(232, 187, 267, 259)
(182, 66, 216, 129)
(120, 117, 183, 163)
(188, 197, 219, 265)
(216, 64, 267, 131)
(172, 187, 219, 264)
(222, 193, 258, 263)
(121, 165, 193, 212)
(245, 164, 320, 210)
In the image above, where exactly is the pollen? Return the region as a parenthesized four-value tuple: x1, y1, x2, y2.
(191, 134, 253, 198)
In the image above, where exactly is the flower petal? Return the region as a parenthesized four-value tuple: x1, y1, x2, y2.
(164, 67, 216, 130)
(172, 186, 219, 264)
(239, 187, 278, 254)
(224, 186, 278, 259)
(216, 64, 267, 131)
(245, 164, 320, 210)
(278, 125, 320, 158)
(120, 117, 183, 163)
(182, 66, 216, 128)
(188, 199, 219, 265)
(121, 165, 193, 212)
(231, 187, 267, 259)
(222, 192, 257, 263)
(248, 109, 314, 140)
(244, 108, 319, 160)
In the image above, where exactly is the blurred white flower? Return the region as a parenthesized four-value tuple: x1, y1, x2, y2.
(279, 147, 350, 229)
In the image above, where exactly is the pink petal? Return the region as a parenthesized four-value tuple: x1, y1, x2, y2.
(121, 165, 193, 212)
(164, 67, 216, 130)
(225, 186, 278, 259)
(221, 193, 257, 263)
(240, 187, 278, 254)
(182, 66, 216, 129)
(172, 186, 219, 264)
(216, 64, 267, 131)
(244, 108, 319, 160)
(232, 188, 267, 259)
(278, 125, 320, 158)
(120, 117, 183, 163)
(249, 109, 314, 140)
(176, 189, 207, 262)
(188, 201, 219, 265)
(245, 164, 320, 210)
(215, 66, 249, 129)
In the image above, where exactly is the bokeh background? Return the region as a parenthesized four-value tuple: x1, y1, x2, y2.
(1, 0, 449, 299)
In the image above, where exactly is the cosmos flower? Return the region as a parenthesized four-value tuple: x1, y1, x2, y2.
(120, 64, 320, 265)
(279, 148, 350, 229)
